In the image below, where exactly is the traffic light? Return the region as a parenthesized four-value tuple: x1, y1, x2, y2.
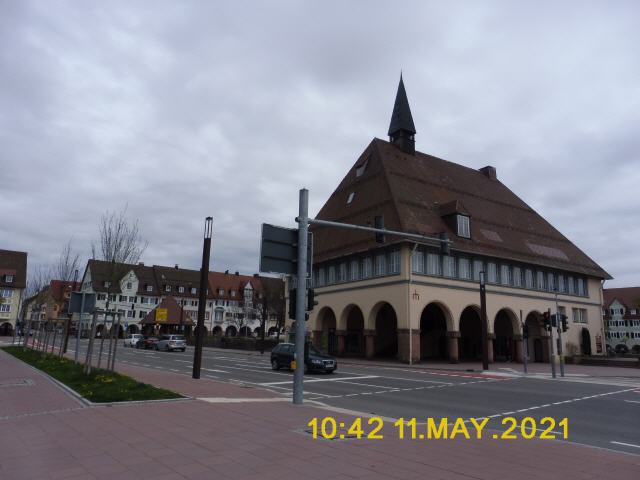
(561, 314, 568, 332)
(440, 232, 450, 256)
(374, 215, 385, 243)
(542, 311, 551, 331)
(306, 289, 318, 311)
(288, 288, 296, 320)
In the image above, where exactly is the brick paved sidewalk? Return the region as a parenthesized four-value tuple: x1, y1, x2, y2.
(1, 348, 639, 479)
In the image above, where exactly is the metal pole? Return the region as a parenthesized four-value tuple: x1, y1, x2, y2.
(193, 217, 213, 379)
(85, 311, 99, 375)
(408, 244, 418, 366)
(293, 189, 309, 405)
(548, 307, 556, 379)
(61, 269, 78, 357)
(521, 309, 528, 374)
(74, 293, 86, 363)
(479, 272, 489, 371)
(555, 291, 565, 377)
(104, 314, 114, 370)
(110, 313, 121, 371)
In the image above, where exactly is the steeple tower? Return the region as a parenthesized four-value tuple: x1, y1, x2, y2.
(388, 74, 416, 155)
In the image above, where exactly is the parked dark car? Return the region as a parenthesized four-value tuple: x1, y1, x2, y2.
(615, 344, 629, 355)
(271, 342, 336, 373)
(136, 336, 159, 350)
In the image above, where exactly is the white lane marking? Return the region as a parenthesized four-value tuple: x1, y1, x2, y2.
(201, 368, 230, 374)
(611, 441, 640, 449)
(198, 397, 290, 403)
(624, 400, 640, 404)
(333, 380, 401, 390)
(258, 375, 379, 386)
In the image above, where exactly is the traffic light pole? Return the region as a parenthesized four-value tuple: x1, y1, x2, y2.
(548, 308, 556, 379)
(555, 292, 565, 377)
(479, 272, 489, 371)
(520, 309, 528, 374)
(293, 189, 309, 405)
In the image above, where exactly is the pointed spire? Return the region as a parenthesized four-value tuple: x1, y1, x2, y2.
(388, 74, 416, 137)
(388, 74, 416, 155)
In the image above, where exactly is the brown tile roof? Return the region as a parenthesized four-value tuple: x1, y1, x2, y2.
(0, 249, 27, 288)
(207, 272, 262, 300)
(603, 287, 640, 309)
(312, 138, 610, 279)
(50, 280, 81, 302)
(140, 296, 194, 326)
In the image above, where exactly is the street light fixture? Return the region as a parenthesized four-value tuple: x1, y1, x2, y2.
(193, 216, 213, 379)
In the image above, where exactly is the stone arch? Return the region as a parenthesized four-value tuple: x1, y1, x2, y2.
(239, 326, 251, 337)
(212, 325, 223, 336)
(0, 322, 13, 336)
(226, 325, 237, 337)
(374, 302, 398, 358)
(420, 302, 452, 360)
(267, 326, 278, 336)
(494, 308, 518, 362)
(95, 324, 106, 338)
(341, 304, 365, 356)
(126, 324, 139, 334)
(580, 328, 592, 356)
(317, 306, 337, 355)
(111, 323, 124, 339)
(459, 305, 483, 360)
(525, 311, 546, 362)
(253, 327, 261, 336)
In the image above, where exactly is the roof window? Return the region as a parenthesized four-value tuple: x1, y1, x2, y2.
(457, 215, 470, 238)
(347, 192, 355, 204)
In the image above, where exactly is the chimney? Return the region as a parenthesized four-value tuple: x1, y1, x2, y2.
(235, 271, 239, 276)
(138, 262, 144, 266)
(174, 264, 179, 269)
(479, 166, 497, 180)
(225, 270, 229, 274)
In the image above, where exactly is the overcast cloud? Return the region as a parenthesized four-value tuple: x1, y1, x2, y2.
(1, 0, 638, 288)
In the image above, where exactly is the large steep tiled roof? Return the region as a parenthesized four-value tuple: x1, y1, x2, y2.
(312, 138, 610, 279)
(603, 287, 640, 309)
(0, 249, 27, 288)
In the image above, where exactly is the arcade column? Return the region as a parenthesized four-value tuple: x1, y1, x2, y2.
(447, 330, 460, 363)
(364, 329, 376, 359)
(336, 329, 346, 356)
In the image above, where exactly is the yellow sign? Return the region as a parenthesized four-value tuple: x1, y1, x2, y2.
(156, 308, 168, 323)
(290, 360, 296, 371)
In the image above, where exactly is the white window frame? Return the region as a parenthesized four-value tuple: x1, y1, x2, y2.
(457, 215, 470, 238)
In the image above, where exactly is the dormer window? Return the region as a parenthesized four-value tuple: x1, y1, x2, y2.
(165, 285, 171, 292)
(218, 288, 224, 296)
(178, 286, 185, 293)
(347, 192, 355, 204)
(146, 285, 153, 292)
(190, 287, 197, 295)
(104, 281, 111, 288)
(355, 156, 369, 177)
(126, 282, 132, 290)
(456, 215, 470, 238)
(5, 275, 13, 283)
(231, 290, 236, 297)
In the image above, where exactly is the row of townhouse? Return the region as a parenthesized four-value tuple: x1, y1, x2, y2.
(0, 249, 27, 336)
(80, 260, 284, 337)
(602, 287, 640, 354)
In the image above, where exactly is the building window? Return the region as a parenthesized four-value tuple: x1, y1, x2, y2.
(139, 310, 145, 318)
(443, 256, 455, 278)
(0, 304, 10, 313)
(513, 266, 522, 287)
(126, 282, 132, 290)
(97, 293, 106, 301)
(427, 253, 441, 276)
(458, 258, 471, 279)
(389, 250, 400, 274)
(104, 281, 111, 288)
(129, 296, 136, 303)
(191, 300, 198, 307)
(524, 269, 533, 288)
(500, 265, 511, 286)
(567, 277, 575, 295)
(127, 310, 134, 318)
(558, 275, 566, 293)
(5, 275, 13, 283)
(487, 263, 497, 283)
(119, 295, 127, 302)
(572, 308, 587, 324)
(0, 289, 13, 298)
(473, 259, 483, 281)
(191, 287, 197, 295)
(412, 250, 425, 274)
(328, 266, 336, 284)
(632, 309, 637, 316)
(457, 215, 470, 238)
(165, 285, 171, 292)
(146, 285, 153, 292)
(178, 286, 185, 293)
(338, 263, 347, 282)
(577, 278, 586, 296)
(346, 192, 355, 204)
(536, 271, 545, 290)
(349, 260, 359, 281)
(318, 268, 326, 286)
(374, 254, 386, 276)
(362, 258, 372, 279)
(231, 290, 236, 297)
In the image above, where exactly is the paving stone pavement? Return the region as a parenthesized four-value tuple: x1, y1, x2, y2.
(1, 348, 639, 479)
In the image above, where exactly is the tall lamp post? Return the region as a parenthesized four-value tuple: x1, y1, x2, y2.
(193, 217, 213, 379)
(479, 271, 489, 371)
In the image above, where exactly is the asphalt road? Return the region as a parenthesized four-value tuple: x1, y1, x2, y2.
(68, 339, 640, 456)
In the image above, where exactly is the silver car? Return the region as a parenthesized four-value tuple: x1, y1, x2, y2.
(155, 334, 187, 352)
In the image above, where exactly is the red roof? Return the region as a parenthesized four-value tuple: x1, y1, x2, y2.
(140, 296, 194, 326)
(49, 280, 81, 302)
(603, 287, 640, 309)
(0, 249, 27, 288)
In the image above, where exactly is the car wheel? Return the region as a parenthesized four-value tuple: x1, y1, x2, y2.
(271, 359, 279, 371)
(181, 348, 186, 352)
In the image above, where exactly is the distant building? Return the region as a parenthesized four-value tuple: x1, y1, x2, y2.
(603, 287, 640, 354)
(0, 249, 27, 335)
(298, 76, 609, 363)
(80, 260, 283, 337)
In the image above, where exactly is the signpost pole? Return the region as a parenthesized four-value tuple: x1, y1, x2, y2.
(293, 189, 309, 405)
(74, 293, 86, 363)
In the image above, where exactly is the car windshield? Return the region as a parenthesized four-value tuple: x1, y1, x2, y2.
(173, 335, 185, 340)
(308, 344, 323, 356)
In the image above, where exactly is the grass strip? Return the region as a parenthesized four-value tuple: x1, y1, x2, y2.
(2, 346, 182, 403)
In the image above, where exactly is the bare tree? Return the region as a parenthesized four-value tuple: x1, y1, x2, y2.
(54, 238, 81, 281)
(260, 276, 285, 340)
(91, 206, 148, 264)
(26, 264, 53, 298)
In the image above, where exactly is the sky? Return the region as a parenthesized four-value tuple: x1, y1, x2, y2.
(1, 0, 638, 288)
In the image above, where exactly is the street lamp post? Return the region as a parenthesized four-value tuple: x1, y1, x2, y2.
(193, 217, 213, 379)
(479, 271, 489, 371)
